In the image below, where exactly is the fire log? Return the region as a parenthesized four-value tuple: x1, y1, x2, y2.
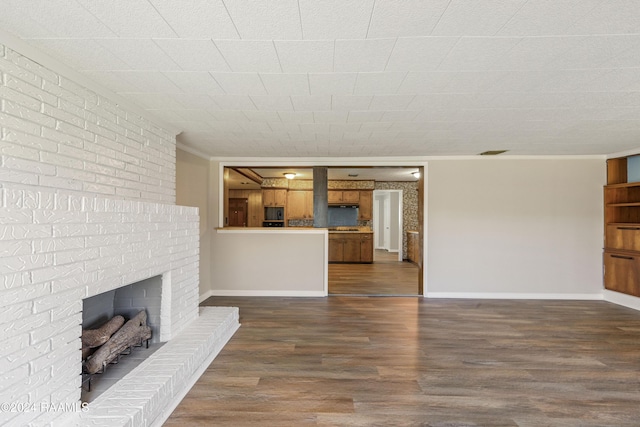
(84, 310, 152, 374)
(81, 315, 125, 359)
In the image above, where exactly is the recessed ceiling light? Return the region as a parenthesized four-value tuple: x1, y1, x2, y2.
(348, 173, 359, 177)
(283, 173, 296, 179)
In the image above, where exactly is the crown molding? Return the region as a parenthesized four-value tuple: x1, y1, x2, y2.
(176, 142, 212, 160)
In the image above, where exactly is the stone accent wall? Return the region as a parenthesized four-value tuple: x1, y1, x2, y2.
(287, 179, 313, 190)
(328, 180, 374, 190)
(375, 181, 420, 258)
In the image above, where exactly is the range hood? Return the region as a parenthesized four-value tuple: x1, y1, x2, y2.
(328, 204, 359, 208)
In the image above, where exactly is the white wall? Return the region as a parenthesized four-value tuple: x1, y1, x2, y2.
(426, 158, 605, 298)
(176, 149, 211, 301)
(211, 229, 327, 296)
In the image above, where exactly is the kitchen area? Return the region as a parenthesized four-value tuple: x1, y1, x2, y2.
(210, 164, 423, 297)
(225, 167, 379, 263)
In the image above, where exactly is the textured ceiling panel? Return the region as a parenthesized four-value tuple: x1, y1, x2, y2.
(149, 0, 239, 38)
(298, 0, 375, 39)
(154, 39, 230, 72)
(225, 0, 302, 39)
(367, 0, 450, 38)
(2, 0, 640, 157)
(77, 0, 177, 38)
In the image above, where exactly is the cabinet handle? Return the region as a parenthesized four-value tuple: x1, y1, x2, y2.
(617, 226, 640, 231)
(611, 254, 634, 260)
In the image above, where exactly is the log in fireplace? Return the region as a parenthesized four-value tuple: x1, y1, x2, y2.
(82, 310, 152, 391)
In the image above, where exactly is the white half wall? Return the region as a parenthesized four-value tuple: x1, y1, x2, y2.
(211, 229, 328, 297)
(426, 158, 605, 297)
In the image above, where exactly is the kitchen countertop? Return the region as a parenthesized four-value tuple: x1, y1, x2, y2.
(328, 227, 373, 233)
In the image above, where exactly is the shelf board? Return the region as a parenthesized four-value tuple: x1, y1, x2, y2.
(605, 181, 640, 189)
(607, 202, 640, 207)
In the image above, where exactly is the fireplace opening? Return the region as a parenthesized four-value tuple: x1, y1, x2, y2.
(81, 275, 166, 403)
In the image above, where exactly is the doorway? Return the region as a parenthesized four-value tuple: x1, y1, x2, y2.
(228, 198, 247, 227)
(328, 184, 420, 296)
(373, 190, 403, 262)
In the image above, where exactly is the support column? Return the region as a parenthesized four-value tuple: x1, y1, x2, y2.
(313, 167, 328, 228)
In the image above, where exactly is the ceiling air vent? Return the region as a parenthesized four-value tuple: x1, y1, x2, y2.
(479, 150, 508, 156)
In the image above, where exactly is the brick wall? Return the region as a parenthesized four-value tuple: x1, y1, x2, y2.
(0, 44, 176, 204)
(0, 44, 201, 426)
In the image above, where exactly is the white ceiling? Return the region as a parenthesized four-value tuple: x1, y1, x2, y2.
(3, 0, 640, 157)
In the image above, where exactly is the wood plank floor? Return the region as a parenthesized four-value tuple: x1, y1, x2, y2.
(329, 250, 419, 295)
(164, 297, 640, 426)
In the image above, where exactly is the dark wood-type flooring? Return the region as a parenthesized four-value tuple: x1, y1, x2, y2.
(329, 250, 419, 295)
(165, 296, 640, 426)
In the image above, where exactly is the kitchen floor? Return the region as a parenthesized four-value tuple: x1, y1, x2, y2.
(328, 249, 419, 295)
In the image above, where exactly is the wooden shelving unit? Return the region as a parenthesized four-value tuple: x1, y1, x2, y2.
(604, 157, 640, 297)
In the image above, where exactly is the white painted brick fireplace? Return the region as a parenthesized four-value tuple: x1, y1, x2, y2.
(0, 42, 239, 426)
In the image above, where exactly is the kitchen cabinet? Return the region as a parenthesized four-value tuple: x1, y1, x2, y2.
(604, 251, 640, 297)
(329, 232, 373, 263)
(328, 190, 359, 204)
(604, 156, 640, 297)
(360, 233, 373, 262)
(263, 189, 287, 207)
(358, 191, 372, 220)
(407, 231, 419, 264)
(287, 190, 313, 219)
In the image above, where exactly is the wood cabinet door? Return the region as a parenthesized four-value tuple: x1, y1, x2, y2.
(287, 191, 313, 219)
(328, 191, 342, 204)
(263, 189, 287, 207)
(358, 191, 372, 220)
(287, 191, 306, 219)
(304, 191, 314, 218)
(604, 251, 640, 297)
(275, 189, 287, 206)
(360, 234, 373, 263)
(328, 237, 344, 262)
(342, 191, 360, 203)
(262, 189, 274, 206)
(343, 235, 361, 262)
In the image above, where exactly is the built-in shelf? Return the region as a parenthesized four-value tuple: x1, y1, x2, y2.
(604, 156, 640, 297)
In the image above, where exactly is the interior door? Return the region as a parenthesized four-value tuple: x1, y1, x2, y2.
(229, 198, 247, 227)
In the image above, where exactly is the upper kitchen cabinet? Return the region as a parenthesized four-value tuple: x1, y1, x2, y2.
(287, 190, 313, 219)
(358, 191, 372, 220)
(263, 189, 287, 207)
(328, 190, 360, 204)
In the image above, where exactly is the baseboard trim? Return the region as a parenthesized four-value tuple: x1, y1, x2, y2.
(603, 290, 640, 311)
(425, 292, 604, 300)
(210, 290, 328, 297)
(199, 289, 213, 303)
